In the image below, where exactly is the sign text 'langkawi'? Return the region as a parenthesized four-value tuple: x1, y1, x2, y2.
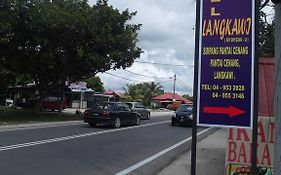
(197, 0, 256, 128)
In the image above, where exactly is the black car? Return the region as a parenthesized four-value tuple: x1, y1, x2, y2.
(125, 102, 151, 120)
(84, 102, 141, 128)
(171, 104, 193, 126)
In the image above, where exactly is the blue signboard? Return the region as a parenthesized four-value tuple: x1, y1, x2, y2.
(197, 0, 256, 128)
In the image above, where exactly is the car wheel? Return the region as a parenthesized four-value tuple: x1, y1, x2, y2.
(114, 117, 121, 128)
(171, 118, 176, 126)
(146, 113, 151, 120)
(89, 122, 96, 127)
(135, 117, 140, 125)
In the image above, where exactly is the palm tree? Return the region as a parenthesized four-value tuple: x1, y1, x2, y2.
(123, 84, 142, 101)
(143, 82, 163, 106)
(122, 82, 163, 105)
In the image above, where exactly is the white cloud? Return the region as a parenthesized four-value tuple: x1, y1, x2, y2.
(90, 0, 196, 95)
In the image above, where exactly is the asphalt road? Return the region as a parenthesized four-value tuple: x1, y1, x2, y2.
(0, 112, 208, 175)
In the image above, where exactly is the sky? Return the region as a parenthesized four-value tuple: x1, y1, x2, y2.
(89, 0, 197, 96)
(88, 0, 275, 96)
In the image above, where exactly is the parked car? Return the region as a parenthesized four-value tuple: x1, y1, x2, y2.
(125, 102, 151, 120)
(171, 104, 193, 126)
(84, 102, 141, 128)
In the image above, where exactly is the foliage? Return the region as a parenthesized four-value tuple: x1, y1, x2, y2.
(85, 76, 104, 92)
(0, 68, 33, 93)
(122, 82, 163, 106)
(182, 94, 193, 102)
(259, 11, 275, 57)
(123, 84, 144, 102)
(0, 0, 142, 110)
(142, 82, 163, 106)
(0, 68, 13, 92)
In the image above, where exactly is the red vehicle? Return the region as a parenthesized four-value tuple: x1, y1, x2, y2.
(41, 96, 69, 111)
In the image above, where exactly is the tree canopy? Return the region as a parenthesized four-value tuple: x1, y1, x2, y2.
(259, 11, 275, 57)
(122, 82, 164, 106)
(182, 94, 193, 102)
(85, 76, 104, 92)
(0, 0, 142, 109)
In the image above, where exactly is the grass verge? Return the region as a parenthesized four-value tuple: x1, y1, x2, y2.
(0, 106, 83, 125)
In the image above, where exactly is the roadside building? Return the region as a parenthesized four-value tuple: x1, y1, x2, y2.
(103, 89, 120, 102)
(2, 83, 71, 110)
(225, 57, 275, 174)
(1, 81, 120, 110)
(69, 82, 93, 109)
(152, 92, 193, 109)
(69, 82, 119, 109)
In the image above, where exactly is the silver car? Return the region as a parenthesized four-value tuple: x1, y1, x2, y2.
(125, 102, 151, 120)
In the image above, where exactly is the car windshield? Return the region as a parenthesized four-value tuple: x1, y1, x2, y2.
(176, 105, 192, 112)
(92, 103, 115, 111)
(125, 103, 133, 108)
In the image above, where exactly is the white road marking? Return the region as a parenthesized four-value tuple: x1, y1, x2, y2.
(0, 120, 169, 152)
(115, 127, 212, 175)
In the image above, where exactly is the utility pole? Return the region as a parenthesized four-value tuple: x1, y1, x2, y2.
(274, 0, 281, 174)
(173, 74, 176, 101)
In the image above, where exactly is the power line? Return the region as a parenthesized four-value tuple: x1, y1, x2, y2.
(177, 81, 193, 92)
(104, 72, 142, 83)
(177, 78, 193, 90)
(105, 71, 175, 85)
(157, 80, 174, 84)
(123, 69, 172, 79)
(135, 60, 194, 67)
(105, 71, 174, 93)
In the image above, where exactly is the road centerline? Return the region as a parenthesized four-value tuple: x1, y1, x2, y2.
(0, 120, 169, 152)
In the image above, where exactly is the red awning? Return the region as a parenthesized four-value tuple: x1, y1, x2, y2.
(153, 92, 193, 104)
(160, 100, 173, 103)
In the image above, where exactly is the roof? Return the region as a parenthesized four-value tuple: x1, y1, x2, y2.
(103, 90, 120, 97)
(258, 57, 275, 116)
(153, 92, 193, 105)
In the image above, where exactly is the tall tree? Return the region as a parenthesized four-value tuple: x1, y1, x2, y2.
(0, 0, 142, 110)
(123, 84, 143, 102)
(122, 82, 163, 106)
(183, 94, 193, 102)
(259, 11, 275, 57)
(0, 0, 17, 92)
(143, 82, 163, 106)
(0, 69, 13, 93)
(85, 76, 104, 92)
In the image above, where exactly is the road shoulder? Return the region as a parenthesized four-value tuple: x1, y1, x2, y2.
(157, 128, 226, 175)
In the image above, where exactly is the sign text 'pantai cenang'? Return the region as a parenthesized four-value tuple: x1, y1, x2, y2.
(197, 0, 256, 128)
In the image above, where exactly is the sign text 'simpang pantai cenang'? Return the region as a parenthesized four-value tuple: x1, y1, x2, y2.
(197, 0, 256, 128)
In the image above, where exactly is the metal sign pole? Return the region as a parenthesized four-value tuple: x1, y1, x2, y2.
(251, 1, 260, 174)
(273, 0, 281, 174)
(191, 0, 201, 174)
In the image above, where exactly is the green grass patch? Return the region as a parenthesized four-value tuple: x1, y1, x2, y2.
(0, 106, 83, 125)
